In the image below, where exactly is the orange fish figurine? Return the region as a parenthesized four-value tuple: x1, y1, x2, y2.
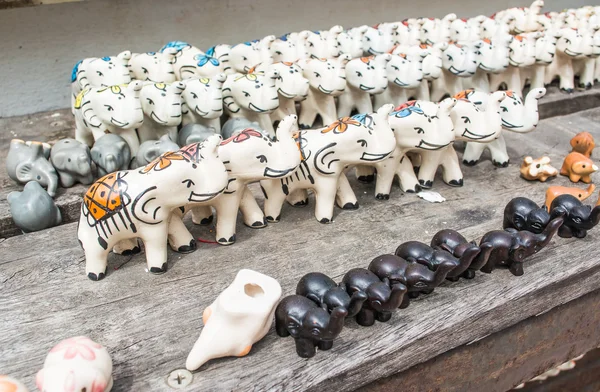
(560, 151, 598, 183)
(545, 184, 596, 210)
(570, 131, 595, 158)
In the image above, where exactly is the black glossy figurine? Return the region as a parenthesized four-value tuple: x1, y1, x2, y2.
(368, 254, 456, 308)
(296, 272, 368, 317)
(430, 229, 493, 279)
(341, 268, 407, 326)
(394, 241, 481, 281)
(503, 197, 550, 234)
(275, 295, 348, 358)
(550, 194, 600, 238)
(480, 216, 564, 276)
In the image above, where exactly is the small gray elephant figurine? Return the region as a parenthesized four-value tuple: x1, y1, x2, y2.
(50, 138, 96, 187)
(177, 123, 218, 147)
(8, 181, 62, 233)
(221, 118, 267, 140)
(131, 134, 179, 168)
(90, 134, 132, 176)
(6, 139, 59, 197)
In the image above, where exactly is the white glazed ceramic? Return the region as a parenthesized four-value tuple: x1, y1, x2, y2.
(489, 32, 541, 95)
(544, 27, 588, 92)
(78, 136, 227, 280)
(138, 82, 185, 143)
(36, 337, 113, 392)
(162, 41, 229, 79)
(572, 26, 598, 89)
(73, 81, 144, 155)
(479, 16, 513, 40)
(338, 54, 391, 117)
(374, 50, 425, 108)
(270, 32, 310, 63)
(362, 25, 397, 55)
(223, 69, 280, 138)
(495, 0, 545, 34)
(229, 38, 275, 74)
(520, 27, 562, 89)
(462, 36, 512, 92)
(129, 50, 178, 83)
(464, 88, 546, 166)
(0, 376, 29, 392)
(298, 55, 350, 129)
(261, 105, 396, 223)
(337, 26, 369, 58)
(450, 17, 484, 42)
(186, 269, 282, 371)
(420, 14, 457, 44)
(306, 26, 344, 59)
(180, 74, 227, 132)
(430, 42, 481, 101)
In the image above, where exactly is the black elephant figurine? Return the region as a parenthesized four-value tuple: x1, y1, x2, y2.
(480, 216, 564, 276)
(341, 268, 407, 326)
(368, 254, 456, 308)
(430, 229, 493, 279)
(296, 272, 368, 317)
(550, 194, 600, 238)
(275, 295, 348, 358)
(395, 241, 481, 281)
(503, 197, 550, 234)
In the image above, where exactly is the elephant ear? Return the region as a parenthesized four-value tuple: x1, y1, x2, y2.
(285, 314, 302, 337)
(509, 244, 526, 262)
(83, 94, 103, 129)
(305, 292, 321, 305)
(550, 205, 568, 220)
(143, 143, 161, 165)
(512, 213, 527, 230)
(15, 162, 33, 183)
(50, 151, 66, 169)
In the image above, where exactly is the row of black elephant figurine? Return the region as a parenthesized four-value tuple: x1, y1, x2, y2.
(274, 194, 600, 359)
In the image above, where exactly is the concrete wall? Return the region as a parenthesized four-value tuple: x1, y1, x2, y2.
(0, 0, 591, 117)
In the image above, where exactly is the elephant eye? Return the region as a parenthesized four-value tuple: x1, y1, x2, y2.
(147, 98, 155, 105)
(256, 155, 268, 163)
(191, 92, 198, 99)
(68, 158, 72, 162)
(573, 217, 582, 223)
(447, 55, 453, 61)
(392, 65, 399, 71)
(104, 105, 114, 112)
(97, 71, 104, 76)
(182, 179, 195, 188)
(415, 127, 424, 134)
(501, 106, 508, 112)
(275, 51, 282, 55)
(356, 71, 363, 77)
(311, 328, 320, 336)
(37, 175, 41, 180)
(243, 91, 251, 97)
(583, 164, 586, 168)
(357, 139, 368, 147)
(142, 67, 149, 74)
(242, 56, 248, 60)
(314, 72, 321, 77)
(414, 281, 427, 288)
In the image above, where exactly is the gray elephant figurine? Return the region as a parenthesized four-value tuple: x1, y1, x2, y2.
(6, 139, 58, 197)
(131, 134, 179, 169)
(8, 181, 62, 233)
(177, 123, 217, 147)
(275, 295, 348, 358)
(221, 118, 267, 140)
(49, 138, 96, 187)
(480, 216, 564, 276)
(90, 134, 132, 177)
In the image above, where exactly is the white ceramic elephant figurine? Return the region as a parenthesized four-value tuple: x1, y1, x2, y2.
(36, 337, 113, 392)
(306, 26, 344, 58)
(420, 13, 456, 44)
(73, 81, 144, 155)
(362, 25, 397, 55)
(416, 90, 507, 188)
(129, 49, 178, 83)
(138, 81, 185, 143)
(71, 51, 132, 113)
(374, 48, 425, 107)
(186, 269, 282, 371)
(270, 31, 310, 63)
(479, 16, 513, 41)
(464, 88, 546, 167)
(489, 32, 541, 95)
(161, 41, 229, 79)
(430, 42, 481, 101)
(496, 0, 545, 34)
(337, 26, 369, 58)
(450, 16, 485, 42)
(261, 105, 396, 224)
(543, 27, 593, 92)
(228, 38, 274, 74)
(572, 26, 598, 90)
(298, 55, 351, 129)
(462, 35, 512, 92)
(520, 27, 562, 90)
(223, 69, 280, 138)
(338, 54, 391, 118)
(78, 136, 227, 280)
(180, 74, 227, 132)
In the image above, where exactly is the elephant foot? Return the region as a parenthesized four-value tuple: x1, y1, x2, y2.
(87, 269, 107, 281)
(418, 179, 433, 189)
(149, 262, 168, 274)
(462, 159, 478, 166)
(408, 292, 420, 299)
(318, 217, 332, 224)
(317, 340, 334, 351)
(375, 312, 393, 322)
(177, 239, 197, 254)
(560, 88, 574, 94)
(578, 83, 592, 90)
(492, 159, 509, 168)
(399, 296, 411, 309)
(357, 174, 375, 183)
(446, 276, 460, 282)
(342, 202, 359, 210)
(480, 264, 494, 274)
(217, 234, 236, 245)
(509, 263, 524, 277)
(198, 215, 214, 225)
(292, 199, 309, 207)
(447, 179, 463, 187)
(375, 193, 390, 200)
(356, 312, 376, 327)
(120, 246, 141, 256)
(462, 269, 476, 279)
(421, 289, 434, 295)
(247, 218, 267, 228)
(266, 215, 280, 223)
(299, 123, 311, 129)
(404, 184, 422, 193)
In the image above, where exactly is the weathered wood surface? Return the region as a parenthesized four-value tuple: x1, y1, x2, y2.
(357, 289, 600, 392)
(1, 85, 600, 239)
(1, 107, 600, 392)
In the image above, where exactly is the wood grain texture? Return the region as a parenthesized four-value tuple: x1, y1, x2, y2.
(1, 86, 599, 239)
(1, 107, 600, 392)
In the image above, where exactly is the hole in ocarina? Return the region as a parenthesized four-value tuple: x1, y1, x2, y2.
(244, 283, 265, 298)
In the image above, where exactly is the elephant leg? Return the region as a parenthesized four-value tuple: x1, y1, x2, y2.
(417, 150, 442, 189)
(75, 125, 95, 147)
(314, 177, 338, 224)
(462, 142, 487, 165)
(142, 225, 170, 274)
(508, 261, 524, 276)
(559, 63, 575, 92)
(261, 180, 288, 222)
(275, 321, 290, 337)
(167, 213, 196, 253)
(294, 338, 317, 358)
(440, 146, 464, 186)
(462, 269, 477, 279)
(119, 129, 141, 157)
(399, 295, 411, 309)
(356, 308, 376, 327)
(112, 238, 141, 255)
(317, 340, 334, 351)
(286, 189, 310, 207)
(299, 102, 318, 129)
(84, 242, 111, 281)
(213, 194, 242, 245)
(191, 206, 214, 225)
(375, 311, 393, 323)
(319, 97, 338, 126)
(355, 165, 376, 183)
(396, 156, 420, 193)
(488, 136, 510, 167)
(336, 91, 353, 118)
(557, 225, 574, 239)
(406, 152, 421, 169)
(335, 172, 359, 210)
(407, 292, 420, 299)
(240, 186, 267, 228)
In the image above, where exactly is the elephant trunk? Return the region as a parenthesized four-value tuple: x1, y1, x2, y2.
(537, 216, 565, 248)
(590, 205, 600, 226)
(470, 242, 494, 271)
(327, 307, 348, 337)
(347, 291, 368, 318)
(104, 154, 119, 174)
(454, 246, 481, 275)
(388, 283, 408, 309)
(46, 171, 58, 198)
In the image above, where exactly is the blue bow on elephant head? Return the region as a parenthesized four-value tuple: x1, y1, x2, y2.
(160, 41, 190, 53)
(71, 60, 83, 83)
(351, 113, 375, 129)
(194, 46, 220, 67)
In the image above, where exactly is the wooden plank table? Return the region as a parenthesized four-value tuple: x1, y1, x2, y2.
(1, 105, 600, 392)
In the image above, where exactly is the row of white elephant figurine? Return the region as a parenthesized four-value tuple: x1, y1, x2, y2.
(79, 88, 545, 280)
